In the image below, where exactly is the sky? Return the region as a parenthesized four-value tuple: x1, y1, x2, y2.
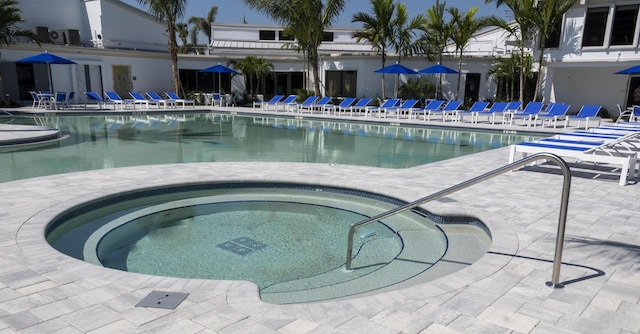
(121, 0, 511, 27)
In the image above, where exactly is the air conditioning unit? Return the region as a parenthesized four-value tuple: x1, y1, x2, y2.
(49, 28, 65, 44)
(32, 26, 50, 43)
(64, 29, 80, 46)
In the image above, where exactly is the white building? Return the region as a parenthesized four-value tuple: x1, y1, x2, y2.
(1, 0, 637, 116)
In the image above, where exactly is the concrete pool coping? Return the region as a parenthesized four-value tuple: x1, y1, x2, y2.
(0, 106, 639, 333)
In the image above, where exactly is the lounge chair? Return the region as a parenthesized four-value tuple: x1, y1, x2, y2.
(427, 100, 462, 122)
(454, 101, 490, 122)
(129, 92, 158, 109)
(383, 99, 419, 119)
(508, 101, 544, 126)
(324, 97, 356, 115)
(409, 99, 445, 120)
(254, 94, 283, 110)
(498, 101, 523, 122)
(475, 101, 508, 123)
(104, 91, 134, 109)
(85, 91, 110, 109)
(272, 94, 297, 112)
(310, 96, 333, 113)
(349, 97, 373, 116)
(145, 92, 177, 108)
(509, 140, 637, 186)
(293, 96, 318, 113)
(534, 104, 570, 128)
(365, 98, 399, 118)
(564, 105, 602, 130)
(165, 92, 195, 108)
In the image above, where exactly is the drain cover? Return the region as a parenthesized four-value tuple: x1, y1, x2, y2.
(136, 291, 189, 309)
(217, 237, 267, 256)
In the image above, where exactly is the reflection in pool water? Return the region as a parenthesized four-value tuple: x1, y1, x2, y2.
(0, 113, 542, 182)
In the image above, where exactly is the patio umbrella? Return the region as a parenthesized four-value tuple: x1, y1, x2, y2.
(200, 64, 239, 94)
(614, 65, 640, 75)
(16, 51, 76, 92)
(374, 64, 418, 98)
(418, 64, 458, 99)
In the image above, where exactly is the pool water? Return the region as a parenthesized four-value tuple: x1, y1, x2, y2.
(46, 184, 491, 304)
(0, 113, 542, 182)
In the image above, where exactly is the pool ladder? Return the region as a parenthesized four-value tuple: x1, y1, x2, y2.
(345, 152, 571, 288)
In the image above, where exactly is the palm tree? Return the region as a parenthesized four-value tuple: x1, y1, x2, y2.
(417, 2, 451, 64)
(448, 7, 496, 100)
(136, 0, 187, 96)
(352, 0, 396, 99)
(176, 22, 189, 53)
(489, 53, 519, 101)
(0, 0, 40, 47)
(486, 0, 538, 102)
(188, 5, 218, 53)
(389, 3, 424, 97)
(530, 0, 576, 101)
(416, 2, 453, 99)
(244, 0, 346, 97)
(230, 55, 274, 99)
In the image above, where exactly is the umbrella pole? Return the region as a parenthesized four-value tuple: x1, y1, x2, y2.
(48, 64, 54, 92)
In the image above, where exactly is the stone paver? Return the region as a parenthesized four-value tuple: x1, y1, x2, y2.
(0, 106, 638, 333)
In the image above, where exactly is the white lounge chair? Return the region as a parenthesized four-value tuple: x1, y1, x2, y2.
(409, 99, 445, 121)
(165, 92, 195, 108)
(564, 105, 602, 130)
(509, 140, 637, 186)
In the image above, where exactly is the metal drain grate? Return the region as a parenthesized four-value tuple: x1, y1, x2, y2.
(136, 291, 189, 309)
(217, 237, 267, 256)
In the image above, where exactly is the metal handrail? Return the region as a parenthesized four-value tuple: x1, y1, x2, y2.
(345, 152, 571, 288)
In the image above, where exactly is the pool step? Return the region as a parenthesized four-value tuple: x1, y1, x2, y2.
(260, 224, 490, 304)
(260, 229, 444, 304)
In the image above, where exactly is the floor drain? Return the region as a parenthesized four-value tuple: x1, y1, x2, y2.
(217, 237, 267, 256)
(136, 291, 189, 309)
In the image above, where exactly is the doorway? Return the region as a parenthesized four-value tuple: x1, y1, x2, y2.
(625, 76, 640, 108)
(464, 73, 480, 104)
(112, 65, 132, 97)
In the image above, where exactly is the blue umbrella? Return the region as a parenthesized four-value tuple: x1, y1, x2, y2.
(375, 64, 418, 98)
(614, 65, 640, 75)
(17, 51, 76, 92)
(374, 63, 418, 74)
(418, 64, 458, 74)
(418, 64, 458, 98)
(200, 64, 239, 93)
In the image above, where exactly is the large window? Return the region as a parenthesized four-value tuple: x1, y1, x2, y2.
(325, 70, 357, 97)
(582, 7, 609, 47)
(544, 21, 562, 48)
(259, 30, 276, 41)
(611, 5, 639, 46)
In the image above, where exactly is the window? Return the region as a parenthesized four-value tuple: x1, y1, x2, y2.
(325, 70, 357, 97)
(278, 31, 294, 41)
(611, 5, 639, 46)
(582, 7, 609, 47)
(322, 32, 334, 42)
(259, 30, 276, 41)
(544, 21, 561, 48)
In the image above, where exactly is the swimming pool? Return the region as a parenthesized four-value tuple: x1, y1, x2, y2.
(45, 182, 492, 304)
(0, 113, 542, 182)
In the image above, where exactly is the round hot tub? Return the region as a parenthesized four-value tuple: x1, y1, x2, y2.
(45, 182, 491, 304)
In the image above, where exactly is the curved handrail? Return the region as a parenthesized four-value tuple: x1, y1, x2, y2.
(345, 152, 571, 288)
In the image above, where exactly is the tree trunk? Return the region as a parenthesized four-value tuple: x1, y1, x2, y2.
(381, 48, 387, 100)
(534, 39, 545, 102)
(168, 27, 181, 96)
(519, 46, 525, 102)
